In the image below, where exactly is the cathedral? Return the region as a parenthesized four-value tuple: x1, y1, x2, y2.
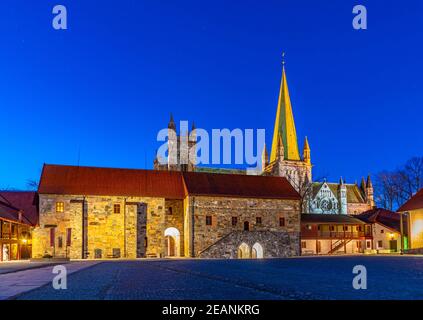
(31, 60, 376, 260)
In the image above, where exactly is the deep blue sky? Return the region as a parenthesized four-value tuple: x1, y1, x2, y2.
(1, 0, 422, 189)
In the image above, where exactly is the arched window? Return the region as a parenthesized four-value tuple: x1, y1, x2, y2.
(252, 242, 264, 259)
(237, 243, 250, 259)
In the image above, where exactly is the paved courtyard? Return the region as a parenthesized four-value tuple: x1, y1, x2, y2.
(2, 256, 423, 300)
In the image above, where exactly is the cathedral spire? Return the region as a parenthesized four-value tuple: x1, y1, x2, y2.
(303, 136, 311, 165)
(261, 143, 269, 172)
(168, 113, 176, 130)
(270, 55, 300, 162)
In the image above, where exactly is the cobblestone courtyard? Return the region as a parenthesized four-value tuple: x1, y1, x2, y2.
(6, 256, 423, 300)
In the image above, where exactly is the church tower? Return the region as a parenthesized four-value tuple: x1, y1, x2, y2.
(264, 56, 312, 190)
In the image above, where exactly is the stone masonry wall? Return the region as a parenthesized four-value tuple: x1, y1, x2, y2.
(33, 194, 184, 259)
(190, 196, 300, 257)
(199, 231, 300, 258)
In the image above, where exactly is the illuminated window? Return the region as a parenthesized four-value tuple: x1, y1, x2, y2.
(231, 217, 237, 226)
(56, 202, 64, 213)
(279, 217, 285, 227)
(206, 216, 212, 226)
(114, 204, 121, 214)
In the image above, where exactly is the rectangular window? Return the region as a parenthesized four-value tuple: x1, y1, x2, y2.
(114, 204, 121, 214)
(366, 240, 371, 249)
(206, 216, 212, 226)
(167, 207, 173, 215)
(301, 241, 307, 249)
(256, 217, 262, 225)
(58, 236, 63, 248)
(378, 240, 383, 248)
(56, 202, 64, 213)
(380, 229, 384, 234)
(66, 228, 72, 247)
(231, 217, 237, 226)
(279, 217, 285, 227)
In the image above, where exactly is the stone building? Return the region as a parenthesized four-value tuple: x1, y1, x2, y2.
(33, 164, 301, 259)
(304, 177, 375, 215)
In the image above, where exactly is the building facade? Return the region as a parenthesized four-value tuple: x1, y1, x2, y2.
(0, 192, 37, 261)
(398, 188, 423, 251)
(33, 164, 301, 259)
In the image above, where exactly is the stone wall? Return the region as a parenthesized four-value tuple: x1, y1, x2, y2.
(189, 196, 300, 257)
(33, 194, 184, 259)
(199, 231, 300, 258)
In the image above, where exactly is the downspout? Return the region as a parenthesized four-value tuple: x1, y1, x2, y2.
(82, 196, 86, 259)
(124, 198, 127, 258)
(191, 196, 195, 258)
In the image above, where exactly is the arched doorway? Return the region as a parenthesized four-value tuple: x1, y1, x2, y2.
(252, 242, 264, 259)
(164, 227, 180, 257)
(237, 242, 250, 259)
(243, 221, 250, 231)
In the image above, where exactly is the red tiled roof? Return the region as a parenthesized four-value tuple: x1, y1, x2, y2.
(182, 171, 300, 200)
(398, 188, 423, 212)
(0, 192, 37, 225)
(356, 208, 402, 233)
(0, 201, 21, 223)
(38, 164, 301, 201)
(38, 164, 186, 199)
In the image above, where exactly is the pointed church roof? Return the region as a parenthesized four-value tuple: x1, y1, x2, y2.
(270, 64, 300, 162)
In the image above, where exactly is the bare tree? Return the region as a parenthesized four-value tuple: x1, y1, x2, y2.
(26, 179, 39, 191)
(374, 156, 423, 210)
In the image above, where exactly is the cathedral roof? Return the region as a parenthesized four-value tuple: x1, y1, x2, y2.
(311, 182, 366, 203)
(39, 164, 300, 200)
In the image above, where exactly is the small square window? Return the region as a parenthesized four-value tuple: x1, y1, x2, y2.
(231, 217, 237, 226)
(307, 225, 312, 230)
(279, 217, 285, 227)
(206, 216, 212, 226)
(256, 217, 262, 225)
(56, 202, 64, 213)
(114, 204, 121, 214)
(381, 229, 384, 234)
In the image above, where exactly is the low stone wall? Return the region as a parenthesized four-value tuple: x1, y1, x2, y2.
(405, 248, 423, 254)
(199, 230, 300, 259)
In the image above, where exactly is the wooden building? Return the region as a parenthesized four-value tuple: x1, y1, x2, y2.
(301, 214, 373, 255)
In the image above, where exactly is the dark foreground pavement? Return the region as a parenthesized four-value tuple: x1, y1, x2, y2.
(15, 256, 423, 300)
